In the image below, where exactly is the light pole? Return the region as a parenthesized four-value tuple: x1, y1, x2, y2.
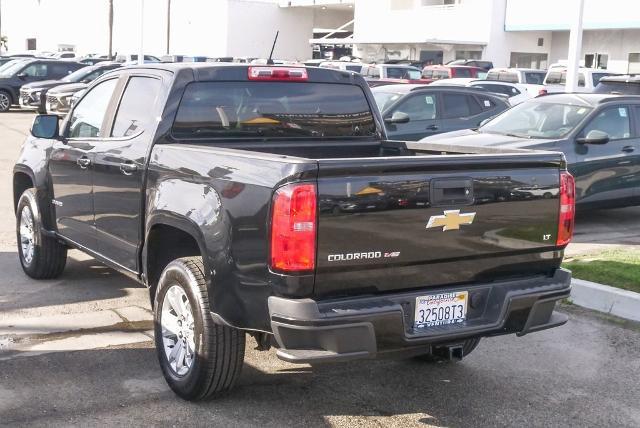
(565, 0, 585, 92)
(166, 0, 171, 55)
(138, 0, 144, 65)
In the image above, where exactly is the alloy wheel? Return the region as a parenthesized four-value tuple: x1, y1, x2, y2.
(161, 285, 196, 376)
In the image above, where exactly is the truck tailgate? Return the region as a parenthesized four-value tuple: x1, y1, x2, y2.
(314, 153, 565, 297)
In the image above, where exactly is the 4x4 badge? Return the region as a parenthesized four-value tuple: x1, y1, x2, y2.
(426, 210, 476, 231)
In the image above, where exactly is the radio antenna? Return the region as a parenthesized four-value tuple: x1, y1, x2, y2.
(267, 31, 279, 65)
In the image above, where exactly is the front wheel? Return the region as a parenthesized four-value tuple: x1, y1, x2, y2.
(154, 257, 245, 401)
(16, 188, 67, 279)
(0, 90, 11, 112)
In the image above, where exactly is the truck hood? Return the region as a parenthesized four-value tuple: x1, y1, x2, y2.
(21, 80, 65, 91)
(47, 82, 87, 95)
(419, 129, 558, 151)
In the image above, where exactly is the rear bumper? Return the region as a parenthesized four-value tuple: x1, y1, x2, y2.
(268, 269, 571, 364)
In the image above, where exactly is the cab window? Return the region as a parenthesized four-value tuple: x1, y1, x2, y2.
(67, 79, 119, 138)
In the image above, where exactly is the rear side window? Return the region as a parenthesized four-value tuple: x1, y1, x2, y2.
(111, 76, 161, 137)
(172, 82, 377, 139)
(422, 69, 433, 78)
(524, 72, 545, 85)
(50, 63, 80, 78)
(454, 68, 472, 78)
(476, 95, 497, 110)
(441, 93, 482, 118)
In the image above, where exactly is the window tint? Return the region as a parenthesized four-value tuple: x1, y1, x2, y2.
(173, 82, 377, 139)
(524, 72, 545, 85)
(112, 77, 161, 137)
(422, 69, 433, 78)
(367, 67, 380, 78)
(545, 71, 584, 86)
(476, 96, 497, 110)
(442, 93, 481, 118)
(394, 94, 437, 120)
(595, 81, 640, 95)
(581, 107, 631, 140)
(386, 67, 420, 79)
(454, 68, 472, 78)
(22, 63, 47, 77)
(67, 79, 118, 138)
(50, 63, 79, 78)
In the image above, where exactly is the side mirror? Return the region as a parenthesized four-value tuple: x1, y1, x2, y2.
(384, 111, 410, 125)
(17, 73, 27, 80)
(31, 114, 60, 139)
(576, 130, 609, 145)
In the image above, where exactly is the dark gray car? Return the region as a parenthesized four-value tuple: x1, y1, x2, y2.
(372, 85, 510, 140)
(418, 93, 640, 210)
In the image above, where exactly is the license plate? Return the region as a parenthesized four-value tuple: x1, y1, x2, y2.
(414, 291, 468, 328)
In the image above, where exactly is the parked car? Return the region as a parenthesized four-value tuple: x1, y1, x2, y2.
(15, 63, 573, 400)
(20, 62, 119, 113)
(543, 67, 618, 93)
(0, 59, 85, 112)
(115, 54, 161, 63)
(429, 78, 532, 106)
(419, 93, 640, 209)
(447, 59, 494, 71)
(319, 61, 364, 73)
(45, 62, 122, 115)
(362, 64, 429, 85)
(594, 75, 640, 95)
(486, 68, 546, 85)
(373, 84, 510, 140)
(422, 65, 485, 82)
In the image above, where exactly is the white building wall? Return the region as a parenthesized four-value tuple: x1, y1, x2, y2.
(549, 29, 640, 73)
(226, 0, 314, 59)
(170, 0, 229, 57)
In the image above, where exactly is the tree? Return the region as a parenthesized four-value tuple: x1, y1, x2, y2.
(108, 0, 114, 59)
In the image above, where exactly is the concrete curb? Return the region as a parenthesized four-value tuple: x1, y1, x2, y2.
(569, 279, 640, 322)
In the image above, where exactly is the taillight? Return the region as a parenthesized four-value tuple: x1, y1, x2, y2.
(270, 183, 317, 273)
(557, 172, 575, 247)
(538, 89, 548, 96)
(248, 67, 308, 81)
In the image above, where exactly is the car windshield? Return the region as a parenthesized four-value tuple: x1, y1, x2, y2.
(372, 91, 403, 111)
(172, 81, 377, 139)
(594, 81, 640, 95)
(0, 60, 27, 77)
(480, 101, 592, 139)
(386, 67, 421, 80)
(524, 72, 545, 84)
(62, 66, 95, 83)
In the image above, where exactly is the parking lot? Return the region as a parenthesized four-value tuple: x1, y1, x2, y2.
(1, 111, 639, 427)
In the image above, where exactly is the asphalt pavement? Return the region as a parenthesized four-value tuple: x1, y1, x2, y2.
(0, 111, 639, 427)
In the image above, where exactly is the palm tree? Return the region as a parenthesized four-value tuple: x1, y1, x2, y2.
(108, 0, 114, 60)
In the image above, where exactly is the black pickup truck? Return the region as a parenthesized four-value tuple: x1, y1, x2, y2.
(14, 64, 574, 401)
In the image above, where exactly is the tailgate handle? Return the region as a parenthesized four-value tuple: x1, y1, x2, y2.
(430, 178, 474, 206)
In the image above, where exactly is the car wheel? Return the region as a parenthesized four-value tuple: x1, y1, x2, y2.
(154, 257, 245, 401)
(16, 188, 67, 279)
(0, 90, 11, 112)
(414, 338, 481, 362)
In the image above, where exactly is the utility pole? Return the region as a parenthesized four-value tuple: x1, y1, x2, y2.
(138, 0, 144, 65)
(108, 0, 113, 60)
(565, 0, 585, 92)
(166, 0, 171, 55)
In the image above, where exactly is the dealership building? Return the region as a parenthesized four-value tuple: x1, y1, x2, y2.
(3, 0, 640, 73)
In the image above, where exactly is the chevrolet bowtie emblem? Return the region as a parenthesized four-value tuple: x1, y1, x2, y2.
(426, 210, 476, 231)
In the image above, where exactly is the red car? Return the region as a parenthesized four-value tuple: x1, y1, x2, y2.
(422, 65, 485, 81)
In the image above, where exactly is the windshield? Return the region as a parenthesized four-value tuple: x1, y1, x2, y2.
(172, 82, 377, 139)
(524, 72, 545, 85)
(62, 66, 95, 83)
(480, 101, 592, 139)
(0, 60, 27, 77)
(372, 91, 403, 111)
(386, 67, 421, 80)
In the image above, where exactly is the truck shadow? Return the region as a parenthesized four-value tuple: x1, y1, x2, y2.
(0, 250, 144, 312)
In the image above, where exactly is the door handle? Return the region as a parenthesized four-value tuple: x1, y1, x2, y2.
(426, 124, 439, 130)
(76, 157, 91, 169)
(120, 162, 138, 175)
(622, 146, 635, 153)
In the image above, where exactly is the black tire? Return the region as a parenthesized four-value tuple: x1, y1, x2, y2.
(16, 188, 67, 279)
(415, 338, 481, 363)
(0, 90, 11, 112)
(154, 257, 245, 401)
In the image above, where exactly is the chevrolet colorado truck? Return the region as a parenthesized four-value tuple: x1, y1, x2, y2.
(14, 63, 574, 401)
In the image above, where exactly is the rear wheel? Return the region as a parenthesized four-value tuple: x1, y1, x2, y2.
(415, 338, 481, 363)
(16, 188, 67, 279)
(154, 257, 245, 401)
(0, 90, 11, 112)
